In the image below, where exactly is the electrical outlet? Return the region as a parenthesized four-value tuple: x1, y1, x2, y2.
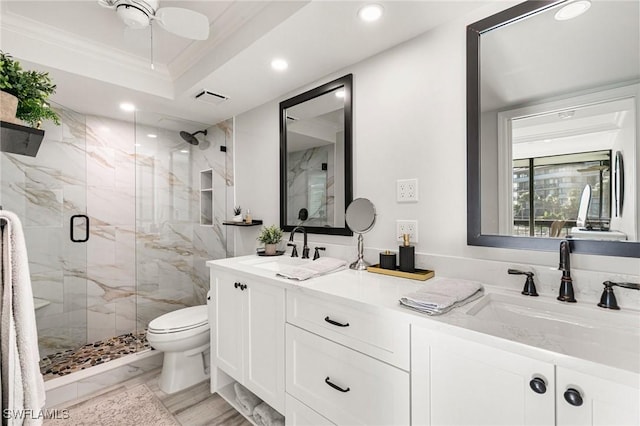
(396, 220, 418, 243)
(397, 178, 418, 202)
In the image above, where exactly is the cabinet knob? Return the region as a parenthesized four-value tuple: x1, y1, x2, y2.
(234, 282, 240, 289)
(325, 377, 350, 393)
(563, 388, 583, 407)
(529, 377, 546, 394)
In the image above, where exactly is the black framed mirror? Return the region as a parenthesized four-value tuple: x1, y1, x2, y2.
(467, 0, 640, 257)
(280, 74, 353, 236)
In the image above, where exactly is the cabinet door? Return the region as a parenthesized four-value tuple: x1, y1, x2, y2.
(413, 327, 555, 426)
(214, 272, 244, 382)
(244, 280, 285, 413)
(557, 367, 640, 426)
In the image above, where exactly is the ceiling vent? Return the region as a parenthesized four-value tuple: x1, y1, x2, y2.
(195, 90, 229, 105)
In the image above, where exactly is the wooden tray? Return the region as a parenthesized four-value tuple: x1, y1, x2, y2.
(367, 264, 434, 281)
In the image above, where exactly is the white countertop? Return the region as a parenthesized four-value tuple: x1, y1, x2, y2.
(207, 255, 640, 386)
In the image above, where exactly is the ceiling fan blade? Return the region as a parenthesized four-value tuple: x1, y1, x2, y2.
(154, 7, 209, 40)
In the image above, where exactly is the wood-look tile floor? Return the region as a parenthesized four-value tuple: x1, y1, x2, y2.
(47, 368, 252, 426)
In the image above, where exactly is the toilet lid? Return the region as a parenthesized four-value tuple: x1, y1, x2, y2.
(148, 305, 208, 333)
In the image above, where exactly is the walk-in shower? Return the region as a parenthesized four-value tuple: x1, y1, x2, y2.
(0, 103, 232, 379)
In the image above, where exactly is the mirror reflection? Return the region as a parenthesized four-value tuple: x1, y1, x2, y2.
(280, 74, 353, 236)
(469, 0, 640, 256)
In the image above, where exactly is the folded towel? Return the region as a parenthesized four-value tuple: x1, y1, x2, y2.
(253, 402, 284, 426)
(276, 257, 347, 281)
(400, 278, 484, 315)
(234, 382, 262, 416)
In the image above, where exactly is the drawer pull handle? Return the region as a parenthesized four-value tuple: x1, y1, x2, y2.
(324, 316, 349, 327)
(325, 377, 350, 393)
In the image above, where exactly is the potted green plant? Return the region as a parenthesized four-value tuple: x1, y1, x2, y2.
(257, 225, 284, 255)
(232, 205, 243, 222)
(0, 51, 60, 127)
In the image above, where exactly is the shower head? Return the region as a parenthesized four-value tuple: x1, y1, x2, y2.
(179, 129, 207, 145)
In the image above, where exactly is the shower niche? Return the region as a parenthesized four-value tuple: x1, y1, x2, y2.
(200, 169, 213, 226)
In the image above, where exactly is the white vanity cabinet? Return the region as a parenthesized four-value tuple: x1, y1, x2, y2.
(556, 367, 640, 426)
(211, 269, 286, 413)
(411, 326, 555, 426)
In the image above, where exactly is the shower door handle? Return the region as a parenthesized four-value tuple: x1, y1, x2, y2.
(70, 214, 90, 243)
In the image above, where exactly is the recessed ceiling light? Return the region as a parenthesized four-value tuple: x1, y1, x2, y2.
(180, 149, 189, 153)
(147, 133, 157, 138)
(119, 102, 136, 112)
(358, 4, 384, 22)
(335, 90, 346, 98)
(554, 0, 591, 21)
(271, 58, 288, 71)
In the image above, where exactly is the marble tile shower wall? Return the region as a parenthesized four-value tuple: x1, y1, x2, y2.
(1, 108, 89, 356)
(287, 145, 334, 226)
(0, 106, 232, 357)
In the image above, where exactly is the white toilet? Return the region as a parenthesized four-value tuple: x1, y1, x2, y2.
(147, 305, 210, 394)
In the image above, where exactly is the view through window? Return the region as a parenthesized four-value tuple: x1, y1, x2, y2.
(512, 150, 611, 237)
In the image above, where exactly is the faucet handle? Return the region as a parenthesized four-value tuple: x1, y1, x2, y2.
(598, 281, 640, 310)
(606, 281, 640, 291)
(508, 269, 538, 297)
(313, 246, 326, 260)
(287, 242, 298, 258)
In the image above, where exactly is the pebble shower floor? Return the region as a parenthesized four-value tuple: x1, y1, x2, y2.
(39, 330, 151, 380)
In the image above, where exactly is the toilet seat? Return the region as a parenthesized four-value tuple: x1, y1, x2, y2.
(148, 305, 208, 334)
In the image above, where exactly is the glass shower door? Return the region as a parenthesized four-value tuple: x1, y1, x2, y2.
(0, 105, 89, 358)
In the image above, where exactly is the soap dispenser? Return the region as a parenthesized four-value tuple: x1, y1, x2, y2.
(398, 234, 415, 273)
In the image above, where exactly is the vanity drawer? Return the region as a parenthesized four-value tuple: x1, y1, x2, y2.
(285, 394, 335, 426)
(286, 290, 410, 369)
(286, 324, 410, 426)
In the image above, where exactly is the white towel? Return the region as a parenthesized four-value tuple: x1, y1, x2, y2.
(253, 402, 284, 426)
(276, 257, 347, 281)
(0, 211, 45, 425)
(233, 382, 262, 416)
(400, 278, 484, 315)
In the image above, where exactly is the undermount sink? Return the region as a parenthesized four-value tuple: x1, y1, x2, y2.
(466, 293, 640, 356)
(239, 256, 312, 272)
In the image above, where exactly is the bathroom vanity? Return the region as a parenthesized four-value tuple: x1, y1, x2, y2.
(207, 255, 640, 426)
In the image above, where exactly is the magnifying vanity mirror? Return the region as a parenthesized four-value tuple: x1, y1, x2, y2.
(280, 74, 353, 236)
(345, 198, 376, 270)
(467, 0, 640, 257)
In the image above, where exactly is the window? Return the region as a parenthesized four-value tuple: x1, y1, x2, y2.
(512, 150, 611, 237)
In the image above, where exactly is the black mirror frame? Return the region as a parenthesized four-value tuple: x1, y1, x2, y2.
(466, 0, 640, 258)
(280, 74, 354, 236)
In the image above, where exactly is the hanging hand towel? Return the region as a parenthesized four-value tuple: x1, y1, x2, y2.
(400, 278, 484, 315)
(0, 210, 46, 425)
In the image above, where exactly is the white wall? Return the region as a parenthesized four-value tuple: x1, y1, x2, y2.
(233, 4, 639, 283)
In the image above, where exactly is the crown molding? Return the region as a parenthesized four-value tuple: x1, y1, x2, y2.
(1, 11, 174, 98)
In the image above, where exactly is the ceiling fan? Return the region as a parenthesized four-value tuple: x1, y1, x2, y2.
(98, 0, 210, 40)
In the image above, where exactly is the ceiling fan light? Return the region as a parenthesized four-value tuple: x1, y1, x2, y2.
(116, 4, 150, 29)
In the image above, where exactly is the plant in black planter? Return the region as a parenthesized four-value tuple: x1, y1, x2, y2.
(0, 51, 60, 127)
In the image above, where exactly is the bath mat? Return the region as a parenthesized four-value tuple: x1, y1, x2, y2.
(45, 384, 178, 426)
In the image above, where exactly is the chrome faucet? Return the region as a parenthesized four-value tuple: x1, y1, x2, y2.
(289, 226, 310, 259)
(557, 240, 576, 302)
